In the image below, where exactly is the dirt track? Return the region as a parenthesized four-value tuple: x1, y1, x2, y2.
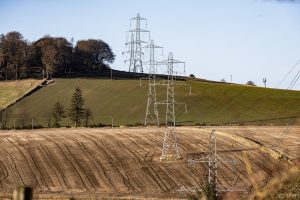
(0, 127, 299, 199)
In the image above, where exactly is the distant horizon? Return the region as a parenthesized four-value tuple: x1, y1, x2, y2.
(1, 0, 300, 89)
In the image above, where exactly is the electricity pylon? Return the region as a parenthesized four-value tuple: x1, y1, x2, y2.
(125, 34, 135, 72)
(208, 130, 218, 192)
(156, 52, 186, 161)
(187, 130, 243, 195)
(124, 13, 149, 73)
(144, 40, 163, 126)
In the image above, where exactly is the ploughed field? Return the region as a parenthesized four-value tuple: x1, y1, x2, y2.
(0, 127, 299, 199)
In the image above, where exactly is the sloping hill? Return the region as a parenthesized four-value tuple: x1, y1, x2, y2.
(0, 79, 44, 110)
(5, 78, 300, 127)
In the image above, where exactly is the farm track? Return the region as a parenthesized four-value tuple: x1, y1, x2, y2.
(0, 127, 298, 199)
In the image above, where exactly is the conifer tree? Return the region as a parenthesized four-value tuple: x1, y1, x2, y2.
(69, 87, 85, 127)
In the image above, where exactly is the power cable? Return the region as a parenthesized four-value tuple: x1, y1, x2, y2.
(276, 59, 300, 88)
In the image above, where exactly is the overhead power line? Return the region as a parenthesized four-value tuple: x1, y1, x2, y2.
(276, 59, 300, 88)
(287, 66, 300, 89)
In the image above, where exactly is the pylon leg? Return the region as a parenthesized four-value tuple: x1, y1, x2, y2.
(145, 84, 159, 126)
(160, 128, 181, 161)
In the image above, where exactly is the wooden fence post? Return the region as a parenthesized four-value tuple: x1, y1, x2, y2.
(13, 186, 32, 200)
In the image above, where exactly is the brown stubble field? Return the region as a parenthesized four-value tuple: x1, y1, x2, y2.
(0, 126, 299, 199)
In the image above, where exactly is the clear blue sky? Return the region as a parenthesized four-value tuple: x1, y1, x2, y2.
(1, 0, 300, 89)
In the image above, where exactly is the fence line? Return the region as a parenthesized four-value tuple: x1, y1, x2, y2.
(2, 116, 114, 130)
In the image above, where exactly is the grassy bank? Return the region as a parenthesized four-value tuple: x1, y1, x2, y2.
(3, 78, 300, 128)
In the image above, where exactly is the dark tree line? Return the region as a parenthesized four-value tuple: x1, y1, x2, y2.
(0, 31, 115, 80)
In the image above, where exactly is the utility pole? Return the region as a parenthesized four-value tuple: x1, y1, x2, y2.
(123, 13, 149, 73)
(144, 40, 163, 126)
(156, 52, 186, 161)
(263, 78, 267, 88)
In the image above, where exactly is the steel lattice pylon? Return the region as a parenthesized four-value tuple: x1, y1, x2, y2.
(208, 130, 218, 193)
(123, 13, 149, 73)
(158, 52, 185, 161)
(144, 40, 163, 126)
(187, 130, 244, 195)
(129, 34, 135, 71)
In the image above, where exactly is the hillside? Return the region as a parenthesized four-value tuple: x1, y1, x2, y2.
(0, 79, 43, 110)
(4, 78, 300, 128)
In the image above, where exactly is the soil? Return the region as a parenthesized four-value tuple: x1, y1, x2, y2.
(0, 126, 298, 199)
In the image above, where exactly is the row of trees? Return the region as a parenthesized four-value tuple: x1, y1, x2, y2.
(0, 31, 115, 80)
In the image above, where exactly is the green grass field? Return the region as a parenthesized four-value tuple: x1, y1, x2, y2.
(4, 78, 300, 127)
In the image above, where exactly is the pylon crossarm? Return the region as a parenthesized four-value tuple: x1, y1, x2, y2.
(143, 61, 162, 65)
(143, 44, 163, 49)
(124, 59, 148, 63)
(128, 29, 149, 33)
(123, 50, 146, 54)
(187, 156, 210, 165)
(218, 188, 246, 192)
(159, 60, 185, 65)
(219, 159, 238, 164)
(125, 39, 148, 45)
(130, 16, 147, 20)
